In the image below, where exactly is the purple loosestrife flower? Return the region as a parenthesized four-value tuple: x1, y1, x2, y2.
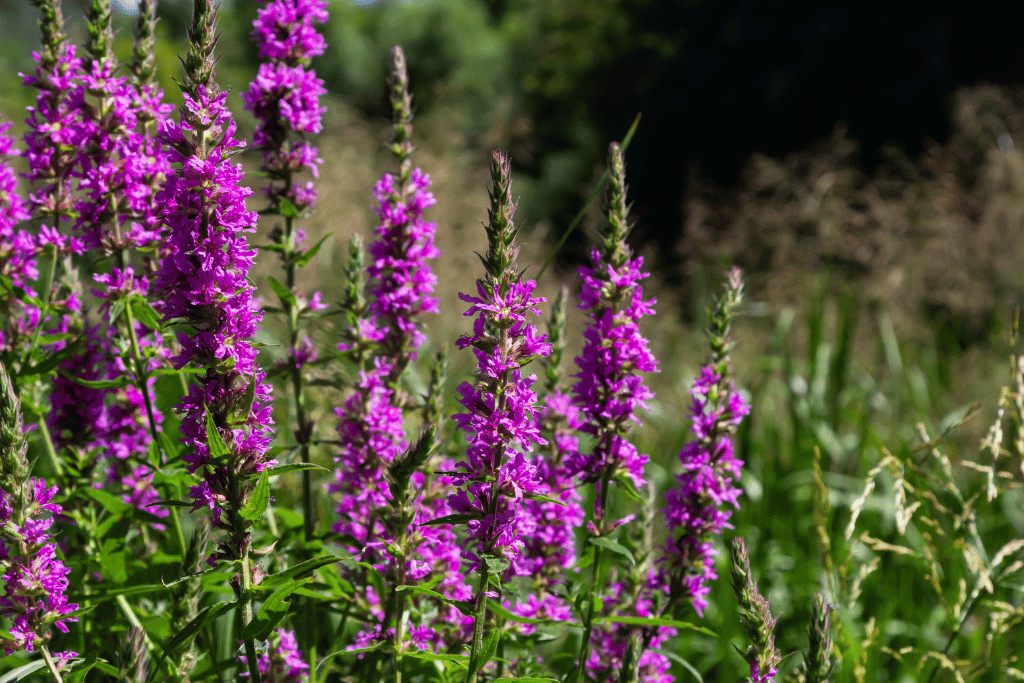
(569, 142, 657, 518)
(658, 269, 747, 617)
(512, 293, 585, 626)
(21, 0, 87, 241)
(365, 46, 440, 375)
(448, 151, 551, 574)
(368, 166, 440, 364)
(240, 629, 309, 682)
(155, 0, 275, 564)
(74, 0, 172, 255)
(0, 124, 34, 291)
(0, 367, 77, 666)
(244, 0, 327, 214)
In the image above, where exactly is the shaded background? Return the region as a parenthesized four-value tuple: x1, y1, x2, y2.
(3, 2, 1024, 679)
(3, 0, 1022, 336)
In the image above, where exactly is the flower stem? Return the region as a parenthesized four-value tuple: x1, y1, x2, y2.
(36, 415, 63, 477)
(464, 566, 491, 683)
(40, 643, 64, 683)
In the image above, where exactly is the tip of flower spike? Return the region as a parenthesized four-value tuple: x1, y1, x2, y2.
(602, 141, 631, 269)
(481, 151, 520, 286)
(388, 45, 414, 163)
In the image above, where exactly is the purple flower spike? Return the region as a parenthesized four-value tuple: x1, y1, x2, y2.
(447, 151, 552, 573)
(569, 142, 658, 517)
(157, 0, 275, 564)
(658, 268, 747, 616)
(245, 0, 328, 214)
(0, 367, 78, 664)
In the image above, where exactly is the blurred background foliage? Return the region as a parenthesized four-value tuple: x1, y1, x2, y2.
(2, 1, 1024, 680)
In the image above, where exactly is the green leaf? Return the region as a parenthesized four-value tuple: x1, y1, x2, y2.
(402, 651, 470, 662)
(239, 468, 270, 522)
(233, 371, 257, 425)
(81, 486, 132, 515)
(129, 295, 163, 330)
(43, 605, 97, 625)
(522, 492, 568, 507)
(278, 196, 300, 218)
(0, 660, 48, 683)
(592, 615, 716, 636)
(267, 275, 296, 310)
(82, 488, 170, 526)
(205, 412, 231, 460)
(486, 599, 580, 627)
(420, 513, 480, 526)
(611, 472, 645, 503)
(151, 601, 235, 676)
(396, 585, 474, 615)
(0, 274, 41, 305)
(20, 337, 82, 379)
(258, 555, 341, 591)
(484, 555, 509, 574)
(294, 233, 332, 268)
(493, 679, 561, 682)
(475, 629, 500, 674)
(65, 656, 97, 683)
(241, 578, 309, 641)
(57, 371, 131, 389)
(68, 583, 167, 603)
(108, 298, 125, 326)
(589, 536, 635, 566)
(264, 462, 329, 477)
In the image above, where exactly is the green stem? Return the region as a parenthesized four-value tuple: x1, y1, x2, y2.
(36, 416, 63, 478)
(463, 566, 492, 683)
(23, 244, 60, 368)
(240, 549, 262, 682)
(39, 643, 65, 683)
(572, 545, 604, 683)
(571, 472, 612, 683)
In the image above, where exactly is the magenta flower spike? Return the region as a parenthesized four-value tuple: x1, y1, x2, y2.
(568, 142, 658, 521)
(659, 268, 748, 616)
(244, 0, 327, 215)
(0, 367, 78, 673)
(448, 152, 551, 574)
(154, 0, 274, 563)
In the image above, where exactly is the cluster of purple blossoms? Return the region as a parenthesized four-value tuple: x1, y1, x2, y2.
(156, 1, 275, 555)
(447, 152, 552, 574)
(244, 0, 327, 213)
(47, 322, 167, 523)
(74, 35, 172, 254)
(46, 0, 173, 522)
(660, 366, 749, 616)
(0, 368, 78, 666)
(331, 47, 460, 653)
(331, 358, 407, 545)
(0, 123, 35, 322)
(569, 249, 658, 488)
(367, 167, 440, 359)
(330, 165, 440, 537)
(449, 275, 551, 570)
(0, 481, 79, 661)
(21, 29, 87, 239)
(569, 144, 658, 523)
(240, 629, 308, 682)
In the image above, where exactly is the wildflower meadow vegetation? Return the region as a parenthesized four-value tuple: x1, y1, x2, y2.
(1, 1, 1023, 682)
